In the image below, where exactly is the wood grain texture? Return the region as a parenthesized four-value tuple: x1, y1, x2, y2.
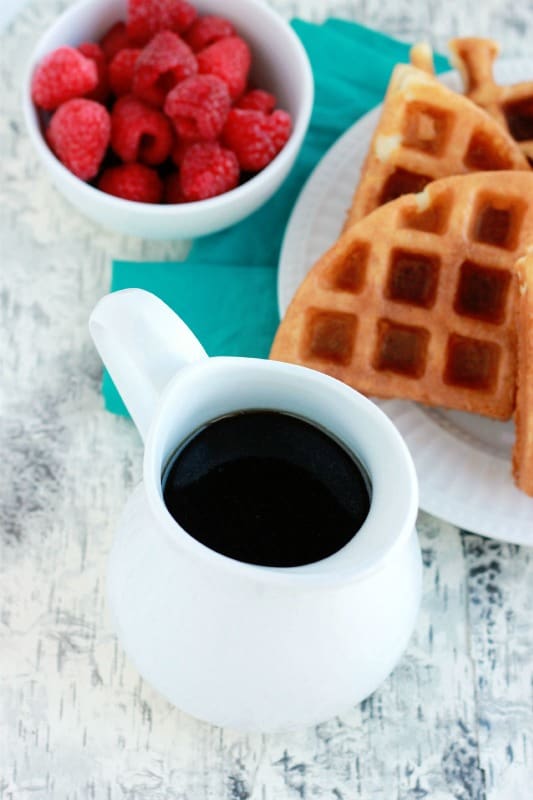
(0, 1, 532, 797)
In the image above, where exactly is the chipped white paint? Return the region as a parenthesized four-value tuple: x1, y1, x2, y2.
(0, 1, 532, 798)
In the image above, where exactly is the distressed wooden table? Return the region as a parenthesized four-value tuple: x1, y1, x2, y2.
(1, 1, 532, 797)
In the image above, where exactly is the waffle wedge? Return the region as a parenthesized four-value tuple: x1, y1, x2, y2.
(271, 172, 533, 420)
(409, 42, 435, 75)
(344, 64, 529, 229)
(450, 37, 533, 161)
(513, 251, 533, 494)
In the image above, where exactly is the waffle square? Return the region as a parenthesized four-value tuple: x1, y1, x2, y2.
(344, 64, 529, 229)
(271, 172, 533, 420)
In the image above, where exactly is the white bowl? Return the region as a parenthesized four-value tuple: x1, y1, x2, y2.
(22, 0, 313, 239)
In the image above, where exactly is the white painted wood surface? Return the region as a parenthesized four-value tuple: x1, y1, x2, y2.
(1, 1, 532, 797)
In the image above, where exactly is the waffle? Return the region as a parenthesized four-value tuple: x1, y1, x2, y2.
(513, 251, 533, 494)
(271, 172, 533, 420)
(409, 42, 435, 74)
(344, 64, 529, 229)
(449, 37, 533, 161)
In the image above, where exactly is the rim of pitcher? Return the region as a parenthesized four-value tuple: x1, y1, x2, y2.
(142, 357, 419, 589)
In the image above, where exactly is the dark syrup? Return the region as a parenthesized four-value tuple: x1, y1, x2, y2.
(162, 410, 371, 567)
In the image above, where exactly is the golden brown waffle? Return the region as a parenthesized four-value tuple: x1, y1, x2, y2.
(271, 172, 533, 420)
(513, 251, 533, 494)
(449, 37, 533, 161)
(409, 42, 435, 74)
(344, 64, 529, 229)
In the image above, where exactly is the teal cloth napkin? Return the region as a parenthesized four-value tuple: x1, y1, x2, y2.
(103, 20, 448, 415)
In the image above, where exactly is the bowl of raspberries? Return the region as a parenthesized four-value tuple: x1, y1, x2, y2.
(23, 0, 313, 239)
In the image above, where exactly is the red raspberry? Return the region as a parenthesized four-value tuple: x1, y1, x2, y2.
(108, 48, 141, 96)
(46, 99, 110, 180)
(111, 95, 173, 165)
(164, 171, 185, 203)
(99, 22, 131, 61)
(269, 109, 292, 150)
(222, 108, 292, 171)
(235, 89, 276, 114)
(164, 75, 230, 141)
(98, 163, 163, 203)
(78, 42, 109, 104)
(197, 36, 251, 101)
(183, 15, 234, 53)
(180, 141, 239, 201)
(31, 46, 97, 111)
(170, 138, 189, 166)
(132, 31, 197, 107)
(127, 0, 197, 45)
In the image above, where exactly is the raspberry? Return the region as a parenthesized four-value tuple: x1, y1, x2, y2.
(197, 36, 251, 101)
(31, 46, 97, 111)
(132, 31, 197, 107)
(170, 138, 189, 166)
(164, 171, 185, 203)
(127, 0, 197, 45)
(98, 163, 163, 202)
(78, 42, 109, 104)
(180, 141, 239, 201)
(100, 22, 131, 61)
(111, 95, 173, 165)
(164, 75, 230, 141)
(222, 108, 292, 171)
(108, 48, 141, 96)
(183, 15, 234, 53)
(236, 89, 276, 114)
(47, 99, 110, 180)
(269, 109, 292, 150)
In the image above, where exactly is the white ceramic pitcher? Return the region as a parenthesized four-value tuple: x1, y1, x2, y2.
(89, 288, 421, 731)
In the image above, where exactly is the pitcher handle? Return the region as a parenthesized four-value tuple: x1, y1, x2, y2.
(89, 289, 208, 441)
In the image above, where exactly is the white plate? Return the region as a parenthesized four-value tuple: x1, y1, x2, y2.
(278, 61, 533, 546)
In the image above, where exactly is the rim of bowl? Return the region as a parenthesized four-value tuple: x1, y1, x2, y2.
(22, 0, 314, 216)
